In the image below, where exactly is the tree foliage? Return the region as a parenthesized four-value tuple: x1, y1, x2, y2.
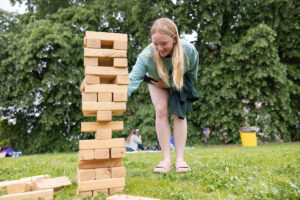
(0, 0, 299, 153)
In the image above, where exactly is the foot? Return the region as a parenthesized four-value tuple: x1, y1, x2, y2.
(153, 161, 173, 174)
(175, 161, 191, 173)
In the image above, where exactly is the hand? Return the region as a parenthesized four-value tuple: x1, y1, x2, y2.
(151, 79, 165, 89)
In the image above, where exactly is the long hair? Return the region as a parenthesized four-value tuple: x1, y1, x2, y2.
(126, 129, 136, 144)
(151, 18, 185, 90)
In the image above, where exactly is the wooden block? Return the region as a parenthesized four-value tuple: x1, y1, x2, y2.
(77, 190, 92, 198)
(79, 150, 94, 160)
(78, 158, 122, 170)
(84, 57, 98, 66)
(113, 76, 130, 85)
(113, 93, 128, 102)
(114, 40, 127, 50)
(94, 149, 110, 159)
(96, 168, 111, 180)
(86, 75, 100, 84)
(96, 129, 112, 140)
(111, 148, 126, 159)
(84, 48, 127, 58)
(113, 58, 127, 67)
(85, 84, 128, 93)
(32, 176, 71, 191)
(82, 92, 97, 102)
(79, 138, 124, 150)
(85, 66, 128, 76)
(93, 189, 109, 196)
(87, 39, 101, 48)
(97, 111, 112, 122)
(98, 92, 112, 102)
(0, 189, 53, 200)
(85, 31, 127, 42)
(84, 37, 87, 47)
(111, 166, 126, 178)
(78, 169, 96, 181)
(7, 183, 31, 194)
(109, 187, 124, 195)
(78, 178, 125, 192)
(107, 194, 160, 200)
(81, 121, 123, 132)
(82, 102, 126, 112)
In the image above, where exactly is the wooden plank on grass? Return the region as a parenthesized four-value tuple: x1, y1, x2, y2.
(78, 178, 125, 192)
(0, 189, 53, 200)
(7, 182, 31, 194)
(79, 138, 124, 150)
(85, 31, 127, 42)
(32, 176, 71, 191)
(82, 102, 126, 112)
(84, 48, 126, 58)
(85, 66, 128, 76)
(78, 158, 122, 169)
(81, 121, 123, 132)
(85, 84, 128, 93)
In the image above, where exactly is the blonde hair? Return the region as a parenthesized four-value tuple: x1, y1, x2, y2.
(151, 18, 185, 90)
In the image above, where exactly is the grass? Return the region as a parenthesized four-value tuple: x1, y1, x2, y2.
(0, 143, 299, 200)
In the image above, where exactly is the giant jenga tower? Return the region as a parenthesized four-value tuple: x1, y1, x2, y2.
(78, 31, 129, 198)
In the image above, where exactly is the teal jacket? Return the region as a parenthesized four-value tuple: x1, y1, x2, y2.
(128, 39, 199, 96)
(128, 39, 199, 119)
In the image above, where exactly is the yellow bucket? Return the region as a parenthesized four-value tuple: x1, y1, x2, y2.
(239, 127, 257, 147)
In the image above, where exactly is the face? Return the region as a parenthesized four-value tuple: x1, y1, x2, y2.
(151, 32, 176, 57)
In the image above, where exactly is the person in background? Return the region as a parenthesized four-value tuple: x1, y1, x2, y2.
(125, 129, 143, 152)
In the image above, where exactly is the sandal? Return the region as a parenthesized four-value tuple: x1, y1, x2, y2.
(153, 161, 173, 174)
(176, 163, 191, 173)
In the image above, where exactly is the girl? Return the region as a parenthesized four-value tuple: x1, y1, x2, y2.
(128, 18, 199, 173)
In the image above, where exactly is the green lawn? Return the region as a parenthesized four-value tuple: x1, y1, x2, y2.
(0, 143, 299, 200)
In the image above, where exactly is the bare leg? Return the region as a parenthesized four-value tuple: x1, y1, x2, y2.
(148, 84, 172, 170)
(173, 115, 190, 172)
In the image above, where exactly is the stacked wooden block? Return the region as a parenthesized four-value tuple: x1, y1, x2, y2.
(78, 31, 129, 198)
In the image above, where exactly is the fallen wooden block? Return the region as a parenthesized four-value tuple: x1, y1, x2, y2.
(7, 182, 31, 194)
(107, 194, 160, 200)
(0, 189, 53, 200)
(32, 176, 71, 191)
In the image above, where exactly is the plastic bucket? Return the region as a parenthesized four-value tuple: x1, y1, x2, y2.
(239, 127, 257, 147)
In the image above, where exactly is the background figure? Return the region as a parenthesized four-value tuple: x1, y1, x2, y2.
(125, 129, 143, 152)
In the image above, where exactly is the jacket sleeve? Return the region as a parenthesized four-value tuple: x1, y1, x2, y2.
(186, 46, 199, 83)
(128, 55, 148, 96)
(132, 135, 142, 144)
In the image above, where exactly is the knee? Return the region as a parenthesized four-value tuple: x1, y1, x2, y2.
(155, 105, 168, 119)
